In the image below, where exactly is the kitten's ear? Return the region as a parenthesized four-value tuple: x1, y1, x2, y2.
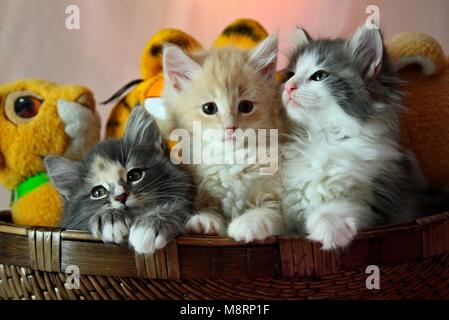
(44, 155, 82, 200)
(124, 106, 162, 148)
(347, 26, 383, 78)
(249, 34, 279, 78)
(163, 45, 201, 91)
(289, 27, 311, 50)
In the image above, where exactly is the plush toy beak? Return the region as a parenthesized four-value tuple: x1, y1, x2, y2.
(57, 93, 101, 159)
(75, 93, 96, 111)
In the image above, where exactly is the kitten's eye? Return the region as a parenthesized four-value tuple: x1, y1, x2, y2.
(282, 70, 295, 83)
(310, 70, 329, 81)
(91, 186, 108, 199)
(202, 102, 218, 115)
(238, 100, 254, 114)
(127, 168, 143, 182)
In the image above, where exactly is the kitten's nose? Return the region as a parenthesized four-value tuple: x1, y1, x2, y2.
(285, 82, 298, 96)
(226, 126, 237, 132)
(115, 193, 129, 204)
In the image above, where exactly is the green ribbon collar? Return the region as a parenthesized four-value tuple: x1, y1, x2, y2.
(10, 172, 50, 206)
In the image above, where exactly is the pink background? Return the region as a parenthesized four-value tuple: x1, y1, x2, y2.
(1, 0, 449, 210)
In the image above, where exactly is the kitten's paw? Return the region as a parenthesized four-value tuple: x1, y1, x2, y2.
(128, 225, 168, 255)
(128, 217, 176, 254)
(227, 208, 281, 243)
(306, 211, 358, 250)
(185, 212, 225, 236)
(89, 212, 131, 244)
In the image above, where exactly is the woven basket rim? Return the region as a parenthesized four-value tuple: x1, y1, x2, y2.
(0, 210, 424, 239)
(1, 210, 449, 279)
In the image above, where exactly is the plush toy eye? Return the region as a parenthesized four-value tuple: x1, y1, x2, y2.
(4, 91, 43, 125)
(202, 102, 218, 115)
(14, 96, 41, 118)
(238, 100, 254, 114)
(310, 70, 329, 81)
(91, 185, 108, 199)
(127, 168, 143, 182)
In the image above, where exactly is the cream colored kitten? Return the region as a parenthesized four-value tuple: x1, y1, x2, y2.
(160, 35, 285, 242)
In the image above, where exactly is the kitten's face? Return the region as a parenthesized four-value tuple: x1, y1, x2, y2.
(282, 27, 399, 131)
(281, 43, 352, 123)
(45, 107, 193, 229)
(85, 153, 141, 211)
(162, 35, 280, 144)
(79, 141, 172, 213)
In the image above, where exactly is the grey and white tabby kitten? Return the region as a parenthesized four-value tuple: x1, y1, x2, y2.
(280, 26, 428, 249)
(44, 106, 194, 254)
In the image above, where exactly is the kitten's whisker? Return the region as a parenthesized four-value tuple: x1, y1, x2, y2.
(135, 192, 193, 204)
(136, 174, 194, 193)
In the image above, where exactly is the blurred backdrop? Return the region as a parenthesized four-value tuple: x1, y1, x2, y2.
(1, 0, 449, 210)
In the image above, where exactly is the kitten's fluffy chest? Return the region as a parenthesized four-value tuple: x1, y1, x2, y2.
(282, 131, 401, 208)
(195, 163, 276, 219)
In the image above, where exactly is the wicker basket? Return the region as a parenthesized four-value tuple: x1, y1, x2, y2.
(1, 209, 449, 300)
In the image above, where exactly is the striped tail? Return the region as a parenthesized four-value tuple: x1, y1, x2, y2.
(213, 18, 269, 50)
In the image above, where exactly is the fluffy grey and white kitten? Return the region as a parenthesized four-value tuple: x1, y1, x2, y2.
(280, 26, 428, 249)
(44, 106, 194, 254)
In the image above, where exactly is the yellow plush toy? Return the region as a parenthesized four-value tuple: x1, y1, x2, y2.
(105, 18, 268, 139)
(386, 33, 449, 188)
(0, 79, 101, 226)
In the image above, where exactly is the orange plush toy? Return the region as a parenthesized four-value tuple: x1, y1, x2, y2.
(386, 33, 449, 188)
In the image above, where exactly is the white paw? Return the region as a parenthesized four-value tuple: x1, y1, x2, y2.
(227, 208, 280, 242)
(128, 224, 169, 255)
(89, 214, 131, 244)
(185, 212, 225, 236)
(306, 212, 357, 250)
